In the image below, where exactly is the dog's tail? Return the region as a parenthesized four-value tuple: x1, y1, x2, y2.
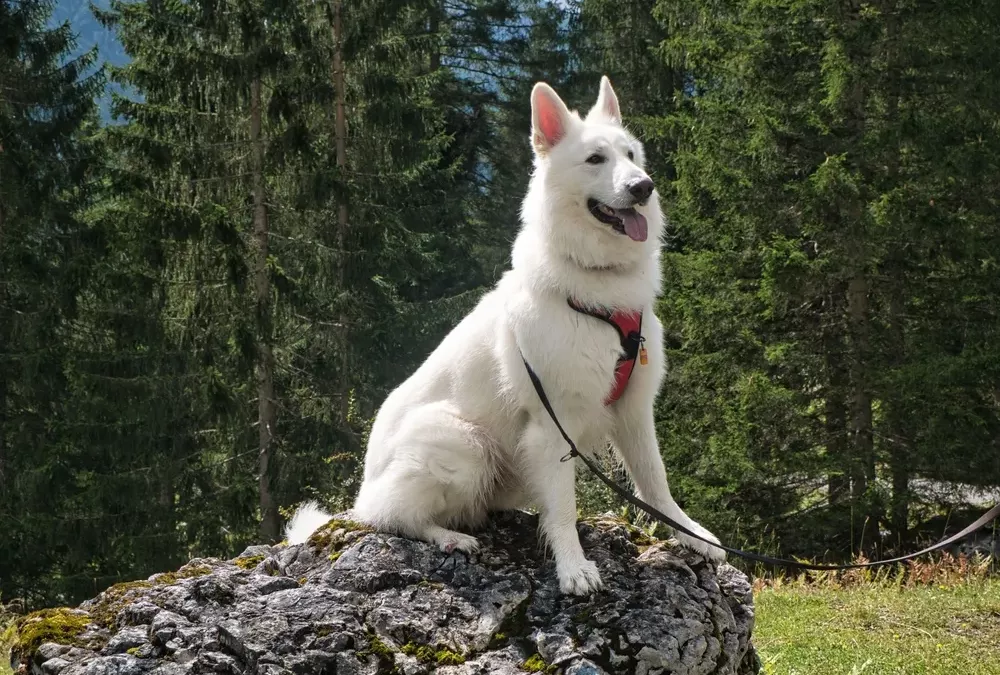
(285, 500, 334, 545)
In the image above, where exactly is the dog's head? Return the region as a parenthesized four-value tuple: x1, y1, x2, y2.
(527, 77, 661, 252)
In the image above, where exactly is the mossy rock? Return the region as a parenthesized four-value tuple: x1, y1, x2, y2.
(9, 609, 92, 663)
(401, 642, 435, 661)
(520, 652, 558, 673)
(86, 580, 154, 629)
(488, 592, 531, 648)
(4, 511, 757, 675)
(305, 518, 374, 571)
(583, 514, 656, 545)
(401, 641, 467, 666)
(357, 633, 396, 666)
(233, 554, 266, 570)
(149, 562, 213, 586)
(434, 648, 466, 666)
(10, 562, 217, 667)
(305, 518, 373, 552)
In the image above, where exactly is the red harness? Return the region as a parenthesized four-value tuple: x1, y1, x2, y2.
(568, 299, 644, 405)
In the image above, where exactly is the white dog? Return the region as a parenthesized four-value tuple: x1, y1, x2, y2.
(287, 77, 724, 595)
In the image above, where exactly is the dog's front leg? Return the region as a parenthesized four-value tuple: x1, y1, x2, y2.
(521, 418, 603, 595)
(611, 405, 725, 563)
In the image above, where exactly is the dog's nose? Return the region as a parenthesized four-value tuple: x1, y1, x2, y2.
(628, 178, 654, 202)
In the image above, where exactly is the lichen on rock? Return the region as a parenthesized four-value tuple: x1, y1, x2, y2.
(8, 510, 759, 675)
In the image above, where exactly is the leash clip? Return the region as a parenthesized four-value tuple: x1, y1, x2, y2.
(560, 450, 578, 462)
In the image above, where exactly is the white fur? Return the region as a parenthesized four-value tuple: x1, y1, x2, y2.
(287, 76, 723, 594)
(285, 500, 333, 545)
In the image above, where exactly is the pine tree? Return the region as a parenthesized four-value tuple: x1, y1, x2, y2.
(79, 0, 510, 566)
(0, 0, 103, 603)
(481, 0, 578, 269)
(654, 0, 1000, 557)
(571, 0, 683, 183)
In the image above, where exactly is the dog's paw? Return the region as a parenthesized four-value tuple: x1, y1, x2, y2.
(557, 559, 603, 596)
(674, 523, 726, 564)
(439, 532, 480, 555)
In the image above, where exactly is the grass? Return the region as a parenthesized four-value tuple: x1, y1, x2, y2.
(755, 575, 1000, 674)
(1, 612, 13, 675)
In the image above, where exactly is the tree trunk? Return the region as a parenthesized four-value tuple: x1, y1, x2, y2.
(888, 422, 910, 544)
(882, 0, 909, 548)
(0, 200, 7, 493)
(251, 75, 279, 543)
(847, 269, 876, 551)
(889, 464, 908, 539)
(429, 3, 441, 72)
(883, 279, 910, 546)
(0, 332, 6, 494)
(823, 287, 850, 506)
(330, 0, 351, 431)
(838, 13, 878, 550)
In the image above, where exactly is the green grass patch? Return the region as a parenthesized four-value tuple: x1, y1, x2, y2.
(755, 578, 1000, 674)
(1, 610, 18, 675)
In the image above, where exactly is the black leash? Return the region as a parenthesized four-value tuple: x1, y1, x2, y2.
(522, 357, 1000, 571)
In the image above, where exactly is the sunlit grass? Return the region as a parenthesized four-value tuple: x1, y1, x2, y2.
(756, 575, 1000, 675)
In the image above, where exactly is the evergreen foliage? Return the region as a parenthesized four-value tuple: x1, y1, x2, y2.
(2, 0, 998, 606)
(653, 0, 1000, 555)
(1, 0, 104, 603)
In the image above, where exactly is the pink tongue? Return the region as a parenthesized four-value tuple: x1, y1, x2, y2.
(620, 210, 648, 242)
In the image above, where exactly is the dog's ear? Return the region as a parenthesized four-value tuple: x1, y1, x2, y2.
(531, 82, 572, 155)
(586, 75, 621, 125)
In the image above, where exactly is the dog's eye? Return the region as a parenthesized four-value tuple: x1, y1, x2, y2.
(585, 154, 606, 164)
(627, 150, 635, 160)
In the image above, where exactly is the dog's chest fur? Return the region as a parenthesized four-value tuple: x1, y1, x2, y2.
(516, 291, 639, 416)
(560, 304, 630, 401)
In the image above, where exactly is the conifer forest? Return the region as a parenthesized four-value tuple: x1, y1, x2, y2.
(2, 0, 999, 607)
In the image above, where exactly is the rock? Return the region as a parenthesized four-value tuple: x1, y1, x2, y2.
(564, 659, 608, 675)
(35, 644, 69, 663)
(8, 511, 758, 674)
(116, 602, 160, 628)
(38, 657, 71, 675)
(958, 531, 999, 559)
(251, 576, 300, 596)
(149, 611, 189, 647)
(103, 626, 149, 655)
